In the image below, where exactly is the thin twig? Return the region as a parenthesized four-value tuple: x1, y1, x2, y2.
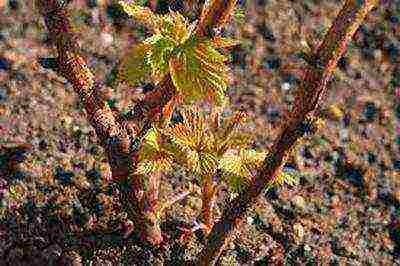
(197, 0, 380, 264)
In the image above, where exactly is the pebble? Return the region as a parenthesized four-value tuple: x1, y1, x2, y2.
(87, 0, 97, 8)
(101, 32, 114, 47)
(8, 0, 19, 10)
(339, 128, 349, 143)
(281, 82, 291, 91)
(293, 222, 304, 243)
(43, 244, 62, 262)
(61, 115, 73, 127)
(292, 195, 306, 211)
(363, 101, 378, 122)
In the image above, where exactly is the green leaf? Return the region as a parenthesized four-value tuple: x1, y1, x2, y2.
(137, 127, 160, 162)
(218, 149, 267, 178)
(199, 151, 217, 175)
(135, 157, 173, 175)
(159, 11, 193, 45)
(267, 168, 300, 188)
(119, 43, 152, 85)
(218, 152, 248, 177)
(144, 34, 176, 80)
(119, 1, 160, 30)
(211, 36, 240, 49)
(170, 40, 230, 105)
(186, 149, 201, 173)
(227, 174, 247, 193)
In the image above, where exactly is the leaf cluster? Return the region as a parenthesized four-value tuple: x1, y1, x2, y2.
(118, 1, 238, 105)
(135, 107, 264, 192)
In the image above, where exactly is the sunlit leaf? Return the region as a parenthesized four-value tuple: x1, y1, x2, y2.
(144, 34, 176, 80)
(218, 149, 267, 178)
(199, 151, 217, 175)
(119, 1, 160, 30)
(136, 157, 173, 175)
(218, 152, 247, 177)
(170, 40, 230, 105)
(137, 127, 160, 162)
(211, 36, 240, 49)
(119, 43, 151, 85)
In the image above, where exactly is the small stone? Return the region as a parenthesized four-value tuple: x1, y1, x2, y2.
(101, 32, 114, 47)
(363, 101, 378, 122)
(8, 0, 19, 10)
(339, 128, 349, 143)
(293, 223, 304, 243)
(43, 244, 62, 263)
(331, 195, 340, 207)
(256, 21, 276, 42)
(281, 82, 291, 91)
(374, 49, 382, 61)
(393, 188, 400, 202)
(61, 115, 73, 127)
(292, 195, 306, 211)
(86, 0, 97, 8)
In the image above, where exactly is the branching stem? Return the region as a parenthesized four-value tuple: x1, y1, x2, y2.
(197, 0, 379, 264)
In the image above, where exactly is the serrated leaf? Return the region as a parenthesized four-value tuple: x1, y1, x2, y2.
(135, 157, 173, 175)
(164, 122, 197, 151)
(199, 151, 217, 175)
(170, 41, 230, 105)
(240, 149, 268, 167)
(227, 174, 247, 193)
(218, 149, 267, 179)
(267, 167, 300, 188)
(144, 34, 176, 80)
(119, 1, 160, 30)
(159, 11, 192, 45)
(138, 127, 160, 161)
(186, 149, 201, 173)
(211, 37, 240, 49)
(119, 43, 151, 85)
(170, 51, 205, 103)
(218, 152, 248, 177)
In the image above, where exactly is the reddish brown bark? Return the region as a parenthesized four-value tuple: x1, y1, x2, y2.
(36, 0, 133, 181)
(200, 176, 217, 233)
(197, 0, 380, 264)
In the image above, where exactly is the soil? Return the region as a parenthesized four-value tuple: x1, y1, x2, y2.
(0, 0, 399, 265)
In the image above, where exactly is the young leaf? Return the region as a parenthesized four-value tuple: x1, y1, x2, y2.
(170, 41, 230, 105)
(199, 151, 218, 175)
(170, 51, 205, 103)
(137, 127, 160, 162)
(119, 1, 160, 31)
(144, 34, 176, 81)
(218, 149, 268, 179)
(227, 174, 247, 193)
(119, 43, 152, 85)
(218, 152, 247, 177)
(211, 37, 240, 49)
(136, 157, 173, 175)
